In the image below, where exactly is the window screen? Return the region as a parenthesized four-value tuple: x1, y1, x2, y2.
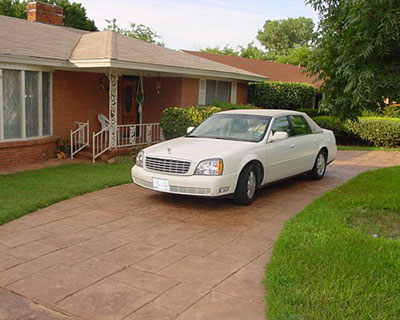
(3, 69, 22, 139)
(205, 80, 230, 104)
(25, 71, 39, 138)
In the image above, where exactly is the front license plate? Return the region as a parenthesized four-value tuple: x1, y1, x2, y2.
(152, 178, 169, 191)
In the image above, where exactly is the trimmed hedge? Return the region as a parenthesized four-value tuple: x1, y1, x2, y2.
(204, 101, 255, 110)
(297, 108, 324, 118)
(385, 105, 400, 118)
(313, 116, 400, 147)
(348, 117, 400, 148)
(248, 81, 315, 110)
(160, 106, 221, 140)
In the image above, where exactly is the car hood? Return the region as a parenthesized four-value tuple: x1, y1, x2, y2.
(144, 137, 254, 163)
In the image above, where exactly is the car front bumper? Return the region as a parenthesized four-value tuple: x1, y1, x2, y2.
(131, 165, 238, 197)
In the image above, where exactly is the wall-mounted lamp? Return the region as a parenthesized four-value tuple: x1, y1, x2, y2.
(156, 79, 161, 94)
(99, 76, 109, 91)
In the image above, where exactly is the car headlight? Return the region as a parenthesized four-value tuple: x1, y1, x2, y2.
(195, 158, 223, 175)
(136, 151, 144, 167)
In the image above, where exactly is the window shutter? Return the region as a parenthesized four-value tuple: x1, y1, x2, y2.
(230, 81, 237, 104)
(199, 79, 206, 105)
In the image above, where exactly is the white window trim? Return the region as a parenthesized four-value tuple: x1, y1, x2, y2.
(198, 79, 206, 105)
(0, 68, 53, 142)
(0, 69, 3, 141)
(230, 81, 237, 104)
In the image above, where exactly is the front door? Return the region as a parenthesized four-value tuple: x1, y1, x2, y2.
(122, 76, 139, 125)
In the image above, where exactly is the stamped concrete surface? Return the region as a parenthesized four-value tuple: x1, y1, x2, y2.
(0, 150, 399, 320)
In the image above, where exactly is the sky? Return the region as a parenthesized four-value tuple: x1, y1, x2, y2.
(82, 0, 319, 50)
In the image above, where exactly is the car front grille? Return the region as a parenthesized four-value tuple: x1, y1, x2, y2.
(145, 156, 191, 174)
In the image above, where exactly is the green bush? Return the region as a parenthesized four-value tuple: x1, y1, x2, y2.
(160, 106, 221, 139)
(312, 116, 356, 144)
(297, 108, 324, 118)
(384, 105, 400, 118)
(348, 117, 400, 148)
(205, 101, 255, 110)
(248, 81, 315, 110)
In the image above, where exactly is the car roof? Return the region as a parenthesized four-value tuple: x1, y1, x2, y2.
(218, 109, 305, 118)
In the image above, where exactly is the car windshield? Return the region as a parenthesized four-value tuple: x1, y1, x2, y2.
(186, 114, 272, 142)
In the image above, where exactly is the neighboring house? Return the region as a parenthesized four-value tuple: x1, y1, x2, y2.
(0, 2, 265, 168)
(183, 50, 322, 88)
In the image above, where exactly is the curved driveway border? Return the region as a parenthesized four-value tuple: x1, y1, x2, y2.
(0, 150, 399, 320)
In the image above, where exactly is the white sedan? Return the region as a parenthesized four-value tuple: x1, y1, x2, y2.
(131, 109, 336, 205)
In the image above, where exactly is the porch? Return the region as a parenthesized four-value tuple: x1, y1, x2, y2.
(66, 68, 180, 162)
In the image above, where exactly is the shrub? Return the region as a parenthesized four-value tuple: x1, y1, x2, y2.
(312, 116, 353, 143)
(160, 106, 221, 139)
(348, 117, 400, 148)
(205, 101, 255, 110)
(297, 108, 324, 118)
(384, 105, 400, 118)
(248, 81, 315, 110)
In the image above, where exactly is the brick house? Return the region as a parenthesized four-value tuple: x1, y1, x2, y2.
(0, 2, 264, 168)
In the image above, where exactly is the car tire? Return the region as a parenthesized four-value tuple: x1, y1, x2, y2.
(308, 150, 327, 180)
(234, 164, 258, 205)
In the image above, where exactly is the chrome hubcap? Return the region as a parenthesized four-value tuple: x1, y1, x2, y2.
(247, 171, 256, 199)
(316, 153, 326, 176)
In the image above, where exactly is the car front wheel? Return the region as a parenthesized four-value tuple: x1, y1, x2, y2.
(234, 164, 257, 205)
(308, 150, 327, 180)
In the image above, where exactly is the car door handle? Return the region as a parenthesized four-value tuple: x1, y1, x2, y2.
(290, 144, 295, 149)
(313, 139, 318, 144)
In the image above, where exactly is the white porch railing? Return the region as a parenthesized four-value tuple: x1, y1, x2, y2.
(70, 121, 89, 159)
(116, 123, 163, 147)
(92, 126, 110, 162)
(92, 123, 163, 162)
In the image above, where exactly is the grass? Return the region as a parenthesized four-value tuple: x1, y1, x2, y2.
(338, 145, 400, 151)
(0, 156, 134, 226)
(264, 166, 400, 320)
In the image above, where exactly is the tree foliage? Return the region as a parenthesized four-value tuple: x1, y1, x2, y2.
(274, 45, 313, 67)
(200, 45, 239, 57)
(306, 0, 400, 118)
(257, 17, 314, 55)
(201, 42, 268, 60)
(0, 0, 97, 31)
(105, 19, 164, 46)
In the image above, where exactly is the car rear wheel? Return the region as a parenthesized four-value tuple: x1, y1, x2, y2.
(308, 150, 327, 180)
(234, 164, 257, 205)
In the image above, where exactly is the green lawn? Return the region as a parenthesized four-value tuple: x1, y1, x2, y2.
(265, 166, 400, 319)
(338, 145, 400, 151)
(0, 158, 134, 226)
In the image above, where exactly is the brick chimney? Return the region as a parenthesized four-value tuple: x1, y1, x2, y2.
(27, 1, 63, 26)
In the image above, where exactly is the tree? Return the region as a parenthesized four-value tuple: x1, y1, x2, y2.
(105, 19, 164, 46)
(0, 0, 25, 18)
(0, 0, 97, 31)
(200, 45, 239, 56)
(306, 0, 400, 118)
(257, 17, 314, 55)
(274, 46, 313, 67)
(238, 42, 268, 60)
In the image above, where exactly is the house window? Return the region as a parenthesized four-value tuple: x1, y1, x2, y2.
(0, 69, 52, 141)
(205, 80, 231, 104)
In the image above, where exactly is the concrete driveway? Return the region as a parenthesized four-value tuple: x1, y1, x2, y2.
(0, 150, 399, 320)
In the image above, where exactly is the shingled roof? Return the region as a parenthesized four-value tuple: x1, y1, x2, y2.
(183, 50, 322, 88)
(0, 16, 265, 81)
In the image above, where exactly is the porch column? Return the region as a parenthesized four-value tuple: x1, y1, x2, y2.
(108, 68, 120, 149)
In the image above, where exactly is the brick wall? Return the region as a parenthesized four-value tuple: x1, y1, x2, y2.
(0, 136, 57, 168)
(53, 70, 109, 137)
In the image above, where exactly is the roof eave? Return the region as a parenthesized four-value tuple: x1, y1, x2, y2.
(69, 58, 267, 82)
(0, 53, 69, 68)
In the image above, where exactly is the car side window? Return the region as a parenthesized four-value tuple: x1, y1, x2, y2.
(271, 117, 292, 137)
(289, 115, 313, 136)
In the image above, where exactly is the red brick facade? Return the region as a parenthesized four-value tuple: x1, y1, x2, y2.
(0, 70, 248, 168)
(0, 136, 57, 167)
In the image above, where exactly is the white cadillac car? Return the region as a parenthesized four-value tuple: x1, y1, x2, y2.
(131, 109, 336, 205)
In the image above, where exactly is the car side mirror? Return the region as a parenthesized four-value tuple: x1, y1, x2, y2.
(187, 126, 195, 134)
(270, 131, 288, 142)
